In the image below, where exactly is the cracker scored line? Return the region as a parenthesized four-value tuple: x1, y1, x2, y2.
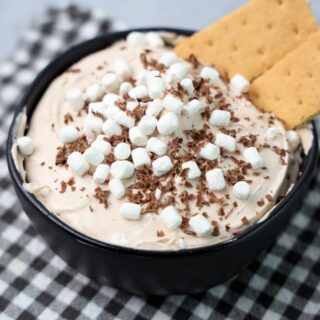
(175, 0, 317, 81)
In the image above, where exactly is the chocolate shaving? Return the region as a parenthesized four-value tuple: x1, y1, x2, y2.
(94, 187, 110, 208)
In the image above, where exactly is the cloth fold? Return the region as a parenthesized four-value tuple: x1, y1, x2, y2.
(0, 3, 319, 319)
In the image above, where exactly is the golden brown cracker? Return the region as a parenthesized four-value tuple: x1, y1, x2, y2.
(249, 31, 320, 129)
(175, 0, 317, 81)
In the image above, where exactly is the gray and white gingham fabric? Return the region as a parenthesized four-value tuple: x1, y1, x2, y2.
(0, 3, 320, 319)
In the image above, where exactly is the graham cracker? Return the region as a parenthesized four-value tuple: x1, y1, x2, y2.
(175, 0, 317, 81)
(249, 30, 320, 129)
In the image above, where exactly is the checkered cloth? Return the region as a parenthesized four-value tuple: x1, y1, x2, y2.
(0, 3, 320, 319)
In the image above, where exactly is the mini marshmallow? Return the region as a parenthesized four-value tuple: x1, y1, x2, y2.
(199, 143, 220, 160)
(230, 74, 250, 95)
(129, 126, 148, 146)
(67, 151, 89, 176)
(210, 110, 231, 127)
(84, 114, 103, 136)
(17, 136, 34, 156)
(200, 66, 220, 84)
(112, 58, 132, 79)
(206, 168, 226, 191)
(267, 127, 281, 140)
(110, 160, 135, 179)
(146, 32, 164, 48)
(183, 99, 203, 116)
(111, 233, 129, 245)
(93, 164, 110, 184)
(158, 52, 178, 67)
(160, 206, 182, 230)
(180, 78, 194, 96)
(114, 111, 135, 128)
(88, 102, 106, 116)
(146, 99, 163, 116)
(157, 112, 179, 135)
(105, 105, 121, 119)
(58, 126, 80, 144)
(119, 82, 133, 95)
(167, 63, 189, 81)
(66, 88, 84, 111)
(86, 83, 103, 102)
(243, 147, 264, 170)
(138, 115, 157, 135)
(131, 147, 151, 169)
(233, 181, 250, 200)
(102, 72, 120, 91)
(126, 101, 139, 111)
(181, 161, 201, 180)
(155, 188, 162, 200)
(102, 119, 122, 137)
(189, 214, 213, 237)
(128, 85, 148, 100)
(146, 137, 168, 156)
(163, 94, 183, 114)
(147, 77, 165, 99)
(120, 202, 142, 220)
(83, 146, 104, 166)
(114, 142, 131, 160)
(152, 156, 173, 176)
(286, 130, 300, 150)
(164, 72, 176, 85)
(215, 132, 236, 153)
(91, 139, 111, 155)
(102, 93, 120, 107)
(126, 31, 146, 47)
(109, 178, 126, 199)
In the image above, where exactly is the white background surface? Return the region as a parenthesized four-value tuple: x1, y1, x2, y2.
(0, 0, 320, 60)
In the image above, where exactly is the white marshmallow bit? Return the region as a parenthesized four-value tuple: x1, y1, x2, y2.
(102, 72, 120, 92)
(58, 126, 80, 144)
(86, 84, 103, 102)
(146, 137, 168, 156)
(126, 101, 139, 111)
(119, 82, 133, 95)
(93, 164, 110, 184)
(89, 102, 106, 116)
(286, 130, 300, 150)
(17, 136, 34, 156)
(84, 114, 103, 136)
(160, 206, 182, 230)
(83, 146, 104, 166)
(210, 110, 231, 127)
(267, 127, 281, 140)
(243, 147, 264, 170)
(138, 115, 157, 136)
(206, 168, 226, 191)
(183, 99, 203, 116)
(120, 202, 142, 220)
(147, 77, 165, 99)
(131, 147, 151, 169)
(102, 119, 122, 137)
(102, 93, 120, 107)
(105, 105, 121, 119)
(155, 188, 162, 200)
(158, 52, 178, 67)
(129, 126, 148, 146)
(189, 214, 213, 237)
(146, 99, 163, 116)
(163, 94, 183, 114)
(146, 32, 164, 48)
(109, 178, 126, 199)
(128, 85, 148, 100)
(181, 78, 194, 96)
(66, 88, 84, 111)
(91, 139, 111, 155)
(67, 151, 89, 176)
(114, 142, 131, 160)
(200, 66, 220, 84)
(157, 112, 179, 135)
(230, 74, 250, 95)
(110, 160, 135, 179)
(182, 161, 201, 180)
(167, 63, 189, 81)
(215, 132, 236, 153)
(199, 143, 220, 160)
(114, 111, 135, 128)
(112, 58, 132, 79)
(152, 156, 173, 176)
(111, 233, 129, 246)
(233, 181, 250, 200)
(126, 32, 146, 47)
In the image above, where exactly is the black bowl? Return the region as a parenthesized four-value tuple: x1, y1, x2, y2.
(7, 28, 319, 295)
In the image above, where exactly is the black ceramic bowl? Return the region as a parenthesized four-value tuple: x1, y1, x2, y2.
(7, 28, 319, 295)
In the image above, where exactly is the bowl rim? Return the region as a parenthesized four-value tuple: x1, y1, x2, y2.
(6, 27, 319, 257)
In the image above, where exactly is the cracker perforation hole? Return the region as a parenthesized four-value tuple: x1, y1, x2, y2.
(307, 72, 313, 78)
(275, 95, 280, 102)
(286, 70, 291, 76)
(298, 99, 303, 105)
(293, 27, 299, 35)
(242, 19, 247, 26)
(278, 0, 283, 5)
(267, 23, 273, 30)
(232, 44, 238, 52)
(207, 39, 214, 47)
(257, 48, 265, 55)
